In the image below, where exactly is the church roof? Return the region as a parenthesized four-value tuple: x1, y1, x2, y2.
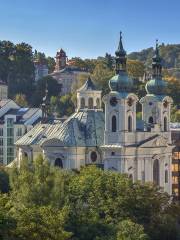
(43, 110, 104, 147)
(77, 77, 97, 91)
(16, 110, 104, 148)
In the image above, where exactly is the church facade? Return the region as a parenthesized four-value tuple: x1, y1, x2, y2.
(15, 35, 173, 194)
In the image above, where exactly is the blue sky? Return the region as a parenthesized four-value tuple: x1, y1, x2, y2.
(0, 0, 179, 59)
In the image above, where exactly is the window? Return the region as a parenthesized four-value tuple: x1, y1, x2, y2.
(55, 158, 63, 168)
(0, 128, 3, 136)
(165, 170, 168, 183)
(0, 148, 3, 155)
(112, 115, 117, 132)
(81, 98, 85, 108)
(128, 116, 132, 132)
(88, 98, 93, 109)
(111, 152, 115, 156)
(148, 116, 153, 124)
(173, 152, 180, 160)
(172, 176, 178, 184)
(172, 164, 179, 172)
(90, 151, 97, 162)
(153, 159, 159, 185)
(96, 98, 100, 108)
(7, 118, 13, 127)
(7, 138, 14, 146)
(17, 128, 22, 137)
(0, 139, 3, 146)
(129, 174, 133, 180)
(173, 188, 179, 196)
(7, 128, 13, 137)
(164, 116, 167, 132)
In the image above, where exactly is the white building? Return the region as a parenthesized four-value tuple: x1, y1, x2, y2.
(15, 35, 173, 194)
(0, 99, 42, 165)
(34, 60, 48, 82)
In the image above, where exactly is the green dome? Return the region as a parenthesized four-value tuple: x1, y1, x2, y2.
(109, 71, 133, 92)
(145, 77, 167, 95)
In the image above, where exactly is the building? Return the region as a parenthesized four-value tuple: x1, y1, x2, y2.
(0, 99, 42, 165)
(55, 48, 67, 71)
(0, 81, 8, 100)
(50, 49, 89, 95)
(34, 60, 48, 82)
(16, 34, 173, 194)
(171, 123, 180, 200)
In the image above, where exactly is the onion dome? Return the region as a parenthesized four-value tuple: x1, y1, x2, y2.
(109, 32, 133, 92)
(145, 40, 167, 95)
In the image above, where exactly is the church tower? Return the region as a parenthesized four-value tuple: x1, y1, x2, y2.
(55, 48, 67, 71)
(102, 33, 138, 171)
(140, 41, 173, 134)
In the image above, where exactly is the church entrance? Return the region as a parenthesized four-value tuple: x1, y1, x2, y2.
(55, 158, 63, 168)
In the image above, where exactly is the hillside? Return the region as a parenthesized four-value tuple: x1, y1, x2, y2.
(128, 43, 180, 78)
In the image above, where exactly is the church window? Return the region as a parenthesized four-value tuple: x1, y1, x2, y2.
(164, 116, 168, 132)
(165, 170, 168, 183)
(96, 98, 100, 108)
(112, 115, 117, 132)
(55, 158, 63, 168)
(148, 116, 153, 124)
(128, 116, 132, 132)
(81, 98, 85, 108)
(129, 174, 133, 180)
(91, 151, 97, 162)
(88, 98, 93, 109)
(153, 159, 159, 185)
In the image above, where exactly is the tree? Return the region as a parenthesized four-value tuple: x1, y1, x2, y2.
(117, 219, 149, 240)
(14, 94, 28, 107)
(127, 60, 145, 79)
(12, 205, 71, 240)
(31, 76, 61, 107)
(92, 62, 114, 94)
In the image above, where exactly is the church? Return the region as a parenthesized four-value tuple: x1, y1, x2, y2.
(15, 34, 173, 194)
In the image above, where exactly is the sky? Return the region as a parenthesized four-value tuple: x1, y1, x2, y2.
(0, 0, 180, 59)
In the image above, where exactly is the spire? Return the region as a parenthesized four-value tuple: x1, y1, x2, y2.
(145, 40, 167, 95)
(152, 39, 162, 78)
(116, 31, 126, 56)
(115, 31, 127, 74)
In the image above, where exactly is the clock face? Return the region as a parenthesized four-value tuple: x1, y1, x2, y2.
(110, 97, 117, 106)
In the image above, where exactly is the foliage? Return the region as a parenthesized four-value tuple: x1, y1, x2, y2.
(117, 219, 149, 240)
(14, 94, 28, 107)
(0, 167, 10, 193)
(0, 157, 180, 239)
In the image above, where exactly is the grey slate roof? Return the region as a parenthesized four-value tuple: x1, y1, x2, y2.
(16, 110, 105, 148)
(16, 121, 63, 146)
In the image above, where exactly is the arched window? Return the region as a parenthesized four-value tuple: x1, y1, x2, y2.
(81, 98, 85, 108)
(112, 115, 117, 132)
(88, 98, 93, 109)
(55, 158, 63, 168)
(96, 98, 100, 108)
(128, 116, 132, 132)
(165, 170, 168, 183)
(149, 116, 153, 124)
(129, 174, 133, 180)
(90, 151, 97, 162)
(153, 159, 159, 185)
(164, 116, 168, 132)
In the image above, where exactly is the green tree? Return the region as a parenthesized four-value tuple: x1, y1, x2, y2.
(117, 219, 149, 240)
(14, 94, 28, 107)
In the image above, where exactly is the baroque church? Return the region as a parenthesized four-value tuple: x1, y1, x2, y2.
(15, 34, 173, 194)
